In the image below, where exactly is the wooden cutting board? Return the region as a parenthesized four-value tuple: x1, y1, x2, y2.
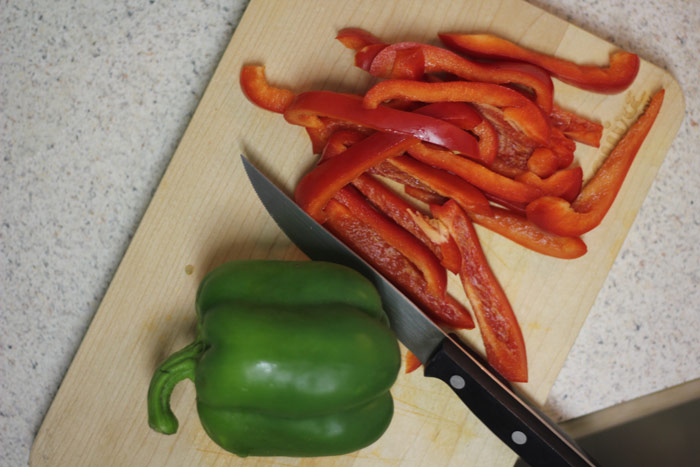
(30, 0, 684, 465)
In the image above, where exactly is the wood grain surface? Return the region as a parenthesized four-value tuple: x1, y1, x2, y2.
(30, 0, 684, 465)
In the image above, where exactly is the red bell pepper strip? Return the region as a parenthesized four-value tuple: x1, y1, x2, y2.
(319, 128, 370, 161)
(337, 30, 432, 83)
(320, 130, 427, 192)
(548, 127, 577, 169)
(516, 167, 583, 202)
(489, 158, 527, 179)
(363, 80, 550, 148)
(527, 89, 664, 236)
(336, 27, 385, 50)
(407, 142, 543, 204)
(387, 155, 493, 216)
(418, 101, 499, 163)
(415, 102, 498, 163)
(471, 117, 500, 165)
(354, 43, 388, 70)
(324, 199, 475, 329)
(370, 161, 482, 217)
(318, 131, 444, 201)
(432, 200, 528, 382)
(414, 102, 483, 130)
(382, 46, 426, 80)
(369, 160, 436, 194)
(439, 33, 640, 94)
(308, 118, 373, 155)
(321, 130, 430, 195)
(284, 91, 480, 158)
(317, 130, 463, 274)
(476, 103, 573, 172)
(527, 148, 559, 178)
(351, 174, 462, 274)
(469, 206, 588, 259)
(550, 104, 604, 147)
(315, 113, 486, 221)
(369, 41, 554, 113)
(315, 130, 462, 274)
(483, 193, 527, 217)
(405, 351, 422, 373)
(295, 132, 418, 222)
(306, 125, 333, 155)
(404, 185, 449, 206)
(474, 103, 537, 171)
(334, 185, 448, 298)
(240, 65, 296, 114)
(368, 43, 423, 78)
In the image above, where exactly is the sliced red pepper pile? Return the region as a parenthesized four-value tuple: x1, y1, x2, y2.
(240, 29, 663, 383)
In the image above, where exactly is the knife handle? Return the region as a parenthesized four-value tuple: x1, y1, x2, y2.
(423, 336, 598, 467)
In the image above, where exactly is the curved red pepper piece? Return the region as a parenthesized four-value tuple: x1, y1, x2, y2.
(334, 185, 448, 298)
(469, 206, 587, 259)
(354, 43, 388, 71)
(439, 33, 640, 94)
(527, 148, 559, 178)
(376, 46, 426, 80)
(240, 65, 296, 114)
(295, 132, 418, 221)
(368, 43, 422, 78)
(363, 80, 550, 148)
(319, 128, 371, 161)
(285, 91, 479, 157)
(407, 142, 543, 204)
(307, 119, 373, 155)
(325, 199, 475, 329)
(370, 41, 554, 113)
(306, 125, 334, 155)
(471, 117, 500, 165)
(432, 200, 527, 382)
(550, 104, 604, 147)
(516, 167, 583, 202)
(527, 89, 664, 236)
(336, 27, 385, 50)
(388, 155, 493, 216)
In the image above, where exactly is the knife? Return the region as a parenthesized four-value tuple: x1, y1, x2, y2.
(241, 154, 597, 467)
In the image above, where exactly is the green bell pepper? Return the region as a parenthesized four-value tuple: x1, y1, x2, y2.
(147, 260, 401, 457)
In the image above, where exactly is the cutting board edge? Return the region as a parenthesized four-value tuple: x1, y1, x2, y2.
(29, 0, 687, 464)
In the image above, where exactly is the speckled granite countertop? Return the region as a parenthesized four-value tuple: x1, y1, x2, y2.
(1, 1, 698, 465)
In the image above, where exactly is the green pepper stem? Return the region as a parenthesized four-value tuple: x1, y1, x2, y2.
(147, 340, 204, 434)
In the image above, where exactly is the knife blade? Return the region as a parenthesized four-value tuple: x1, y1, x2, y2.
(241, 154, 597, 467)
